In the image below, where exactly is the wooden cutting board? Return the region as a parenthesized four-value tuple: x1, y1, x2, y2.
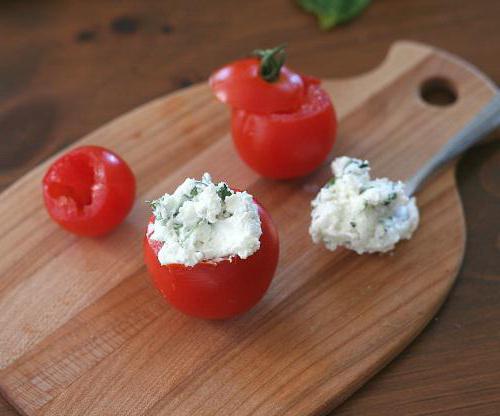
(0, 41, 496, 416)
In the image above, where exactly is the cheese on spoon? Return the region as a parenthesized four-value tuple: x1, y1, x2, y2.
(309, 157, 419, 254)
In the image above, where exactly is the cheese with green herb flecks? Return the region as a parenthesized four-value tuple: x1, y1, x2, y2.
(309, 157, 419, 254)
(147, 173, 262, 266)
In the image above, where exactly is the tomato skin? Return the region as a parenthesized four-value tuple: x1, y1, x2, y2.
(231, 85, 337, 179)
(209, 58, 304, 114)
(144, 203, 279, 320)
(43, 145, 136, 236)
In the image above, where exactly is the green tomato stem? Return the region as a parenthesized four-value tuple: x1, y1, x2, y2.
(252, 44, 287, 83)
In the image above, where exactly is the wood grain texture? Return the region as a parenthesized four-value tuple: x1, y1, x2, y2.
(0, 41, 495, 415)
(0, 1, 499, 415)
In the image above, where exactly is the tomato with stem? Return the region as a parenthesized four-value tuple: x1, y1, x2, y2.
(209, 57, 305, 114)
(210, 44, 337, 179)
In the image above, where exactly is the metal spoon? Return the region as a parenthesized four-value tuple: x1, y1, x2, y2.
(405, 93, 500, 196)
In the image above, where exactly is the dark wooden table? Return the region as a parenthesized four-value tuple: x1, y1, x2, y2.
(1, 1, 499, 415)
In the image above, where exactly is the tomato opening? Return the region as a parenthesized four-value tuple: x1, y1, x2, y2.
(46, 153, 95, 211)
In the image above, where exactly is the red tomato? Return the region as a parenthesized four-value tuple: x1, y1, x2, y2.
(43, 145, 136, 236)
(231, 84, 337, 179)
(209, 45, 337, 179)
(209, 58, 305, 114)
(144, 202, 279, 320)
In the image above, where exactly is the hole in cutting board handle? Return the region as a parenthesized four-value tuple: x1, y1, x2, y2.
(420, 77, 458, 106)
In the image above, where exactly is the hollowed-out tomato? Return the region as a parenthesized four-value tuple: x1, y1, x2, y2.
(42, 145, 136, 236)
(143, 201, 279, 320)
(231, 83, 336, 179)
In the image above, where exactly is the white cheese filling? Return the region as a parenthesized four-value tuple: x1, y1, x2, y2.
(309, 157, 419, 254)
(148, 173, 262, 266)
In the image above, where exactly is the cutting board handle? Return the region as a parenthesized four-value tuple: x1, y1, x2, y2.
(388, 40, 496, 101)
(328, 40, 497, 181)
(406, 92, 500, 195)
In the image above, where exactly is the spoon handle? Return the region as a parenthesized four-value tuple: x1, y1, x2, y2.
(406, 93, 500, 196)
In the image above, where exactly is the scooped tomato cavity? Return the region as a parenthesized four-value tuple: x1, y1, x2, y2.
(209, 45, 337, 179)
(43, 145, 136, 236)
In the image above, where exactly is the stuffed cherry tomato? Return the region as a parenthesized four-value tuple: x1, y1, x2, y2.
(143, 173, 279, 319)
(43, 145, 136, 236)
(210, 45, 337, 179)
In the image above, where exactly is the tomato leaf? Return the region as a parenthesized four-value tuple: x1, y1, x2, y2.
(296, 0, 371, 30)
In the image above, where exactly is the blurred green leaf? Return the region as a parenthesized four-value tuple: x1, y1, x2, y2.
(297, 0, 371, 30)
